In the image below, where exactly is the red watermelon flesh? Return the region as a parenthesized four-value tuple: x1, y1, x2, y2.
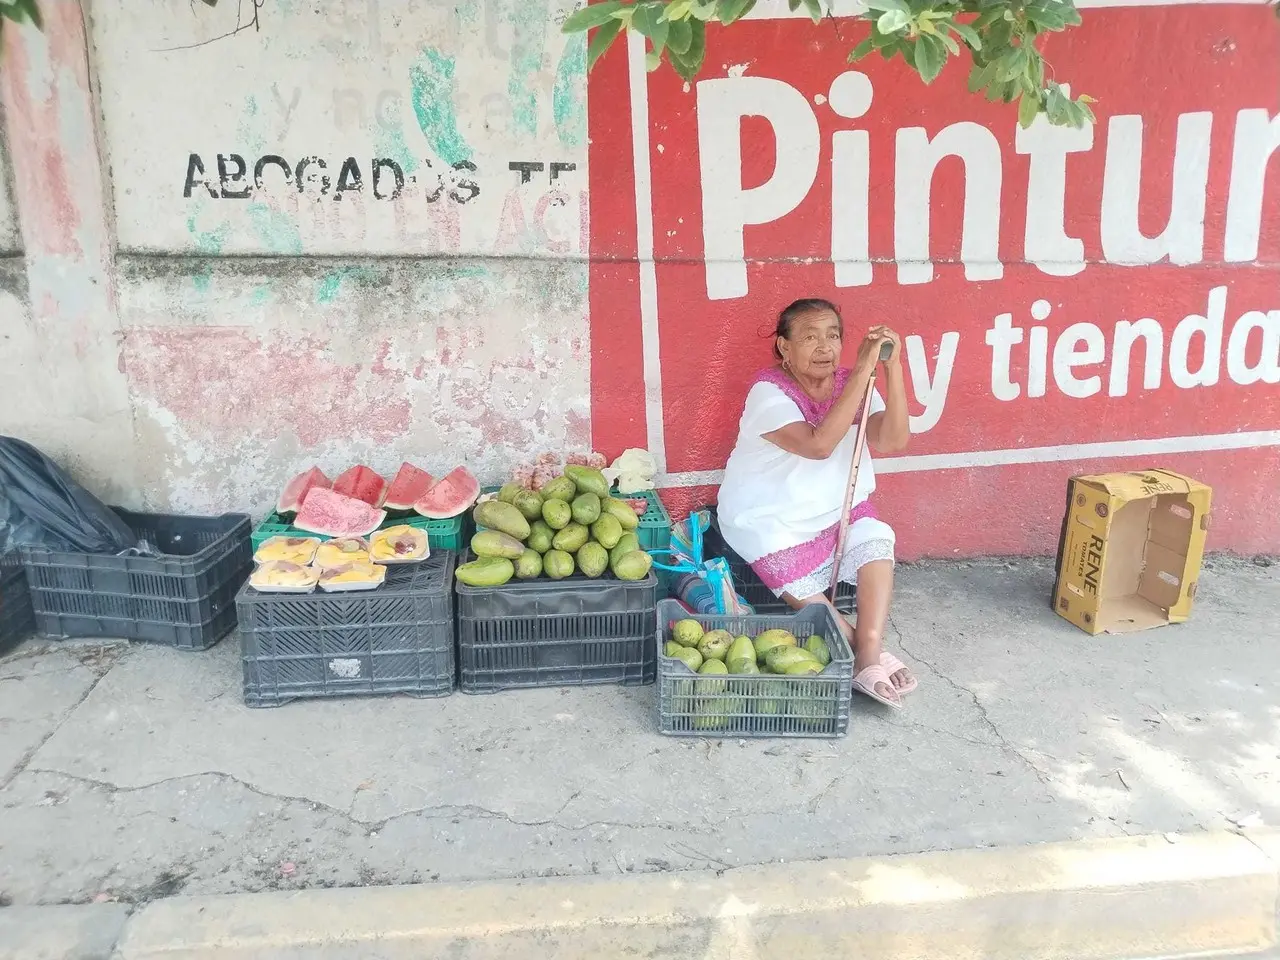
(294, 487, 386, 537)
(332, 465, 388, 508)
(277, 467, 332, 516)
(384, 462, 435, 512)
(414, 466, 480, 519)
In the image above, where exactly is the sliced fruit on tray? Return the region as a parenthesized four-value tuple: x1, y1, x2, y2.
(414, 465, 480, 519)
(371, 525, 429, 563)
(294, 487, 387, 538)
(333, 465, 389, 508)
(624, 498, 649, 517)
(276, 467, 331, 517)
(250, 560, 320, 593)
(313, 537, 373, 569)
(318, 561, 386, 592)
(254, 535, 322, 566)
(383, 462, 434, 513)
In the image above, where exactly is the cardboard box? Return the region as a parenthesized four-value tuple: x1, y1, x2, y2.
(1053, 470, 1211, 635)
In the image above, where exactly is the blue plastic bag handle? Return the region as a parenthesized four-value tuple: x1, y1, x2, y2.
(647, 509, 707, 573)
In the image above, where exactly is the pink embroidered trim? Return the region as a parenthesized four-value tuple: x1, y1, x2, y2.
(749, 501, 880, 591)
(753, 366, 856, 426)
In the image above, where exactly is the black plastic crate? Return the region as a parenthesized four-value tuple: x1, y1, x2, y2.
(1, 564, 35, 655)
(18, 510, 252, 650)
(455, 552, 658, 693)
(238, 552, 455, 707)
(705, 510, 856, 615)
(656, 599, 854, 739)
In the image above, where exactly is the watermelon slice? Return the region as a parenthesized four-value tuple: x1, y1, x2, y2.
(277, 467, 332, 517)
(384, 462, 435, 513)
(414, 466, 480, 519)
(294, 487, 387, 537)
(332, 465, 388, 508)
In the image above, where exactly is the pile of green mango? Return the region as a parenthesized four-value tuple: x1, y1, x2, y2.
(663, 621, 838, 731)
(455, 464, 655, 588)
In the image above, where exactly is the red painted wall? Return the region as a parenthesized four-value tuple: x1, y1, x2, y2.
(588, 3, 1280, 559)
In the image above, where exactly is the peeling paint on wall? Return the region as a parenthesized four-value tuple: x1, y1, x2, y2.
(503, 0, 550, 139)
(408, 48, 473, 167)
(553, 35, 587, 150)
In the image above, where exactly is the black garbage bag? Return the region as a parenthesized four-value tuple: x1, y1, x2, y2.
(0, 436, 139, 555)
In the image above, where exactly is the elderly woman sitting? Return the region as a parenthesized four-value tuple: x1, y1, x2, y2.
(717, 298, 915, 708)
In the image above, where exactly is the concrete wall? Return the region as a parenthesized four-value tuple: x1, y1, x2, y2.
(0, 0, 1276, 557)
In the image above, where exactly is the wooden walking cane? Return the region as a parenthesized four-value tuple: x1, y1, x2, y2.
(827, 339, 894, 604)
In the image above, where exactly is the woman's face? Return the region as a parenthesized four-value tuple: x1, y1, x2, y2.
(779, 310, 842, 379)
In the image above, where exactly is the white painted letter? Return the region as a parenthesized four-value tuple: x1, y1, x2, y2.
(1169, 286, 1227, 388)
(1226, 309, 1280, 385)
(904, 331, 959, 433)
(985, 312, 1024, 401)
(1109, 318, 1164, 397)
(698, 77, 820, 300)
(1053, 322, 1106, 398)
(1016, 99, 1093, 276)
(830, 72, 875, 288)
(1224, 109, 1280, 263)
(1101, 112, 1212, 265)
(895, 122, 1004, 285)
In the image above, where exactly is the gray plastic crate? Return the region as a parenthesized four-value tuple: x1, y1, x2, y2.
(455, 552, 658, 693)
(1, 564, 35, 655)
(238, 552, 455, 707)
(656, 599, 854, 738)
(19, 511, 252, 650)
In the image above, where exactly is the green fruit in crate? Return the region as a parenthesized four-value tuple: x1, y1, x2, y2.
(753, 679, 788, 716)
(590, 513, 623, 550)
(497, 482, 525, 504)
(471, 530, 526, 560)
(541, 475, 577, 502)
(784, 660, 824, 675)
(515, 548, 543, 579)
(473, 501, 530, 541)
(669, 644, 702, 672)
(726, 636, 755, 671)
(552, 522, 589, 553)
(541, 498, 572, 530)
(792, 693, 839, 730)
(609, 532, 640, 567)
(527, 520, 555, 554)
(804, 635, 832, 667)
(695, 658, 728, 696)
(697, 629, 734, 662)
(671, 619, 704, 648)
(765, 645, 821, 674)
(455, 556, 515, 587)
(513, 489, 545, 522)
(576, 541, 609, 578)
(565, 464, 609, 498)
(753, 629, 798, 663)
(570, 492, 601, 525)
(692, 696, 738, 731)
(601, 497, 640, 531)
(543, 549, 575, 580)
(611, 550, 652, 582)
(664, 640, 684, 657)
(670, 677, 694, 716)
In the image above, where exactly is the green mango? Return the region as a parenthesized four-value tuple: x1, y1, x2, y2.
(751, 680, 788, 717)
(513, 489, 545, 522)
(664, 640, 684, 658)
(671, 619, 704, 648)
(697, 629, 734, 662)
(726, 636, 755, 670)
(455, 556, 514, 587)
(765, 645, 821, 674)
(791, 692, 839, 731)
(565, 464, 610, 498)
(753, 629, 798, 663)
(541, 498, 572, 531)
(473, 500, 530, 541)
(609, 532, 640, 567)
(541, 475, 577, 503)
(514, 548, 543, 579)
(670, 677, 695, 717)
(471, 530, 526, 560)
(694, 658, 728, 696)
(497, 482, 526, 504)
(611, 550, 652, 582)
(804, 634, 832, 667)
(526, 520, 554, 554)
(601, 498, 640, 531)
(692, 697, 737, 731)
(576, 541, 609, 578)
(552, 522, 589, 554)
(784, 660, 825, 676)
(590, 513, 623, 549)
(543, 549, 575, 580)
(669, 644, 702, 672)
(571, 492, 601, 525)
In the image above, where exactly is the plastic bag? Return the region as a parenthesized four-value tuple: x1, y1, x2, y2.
(649, 509, 753, 615)
(0, 436, 139, 555)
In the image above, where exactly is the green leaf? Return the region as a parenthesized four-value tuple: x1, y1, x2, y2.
(664, 0, 694, 20)
(940, 28, 960, 55)
(877, 8, 910, 32)
(802, 0, 824, 23)
(968, 59, 996, 93)
(586, 18, 623, 69)
(913, 32, 947, 82)
(1078, 93, 1096, 103)
(1018, 91, 1040, 128)
(667, 16, 693, 53)
(20, 0, 40, 29)
(689, 0, 719, 20)
(669, 18, 707, 80)
(951, 20, 981, 49)
(849, 36, 876, 61)
(865, 0, 909, 11)
(646, 47, 663, 70)
(717, 0, 756, 24)
(995, 46, 1027, 81)
(788, 0, 803, 9)
(631, 1, 670, 52)
(971, 7, 1003, 30)
(562, 1, 625, 33)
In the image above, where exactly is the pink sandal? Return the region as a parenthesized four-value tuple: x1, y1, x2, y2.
(852, 663, 902, 709)
(880, 653, 918, 695)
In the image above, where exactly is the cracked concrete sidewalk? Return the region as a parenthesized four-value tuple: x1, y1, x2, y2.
(0, 555, 1276, 909)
